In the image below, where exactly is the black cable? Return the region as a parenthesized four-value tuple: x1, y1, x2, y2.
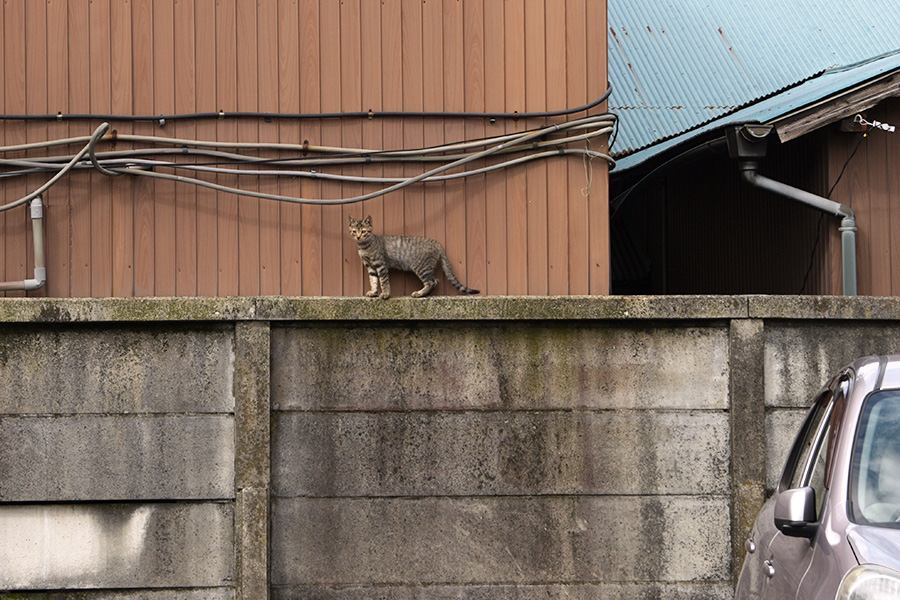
(799, 130, 870, 294)
(0, 87, 614, 123)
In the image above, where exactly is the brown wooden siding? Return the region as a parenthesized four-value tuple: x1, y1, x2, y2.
(820, 98, 900, 296)
(0, 0, 609, 298)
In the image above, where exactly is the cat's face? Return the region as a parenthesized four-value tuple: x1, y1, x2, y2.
(348, 216, 373, 241)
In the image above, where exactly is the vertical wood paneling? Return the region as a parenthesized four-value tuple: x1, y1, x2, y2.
(868, 128, 891, 295)
(381, 0, 406, 293)
(319, 0, 343, 296)
(359, 0, 384, 294)
(24, 0, 48, 297)
(68, 0, 91, 297)
(587, 0, 610, 294)
(504, 0, 528, 295)
(258, 0, 281, 295)
(401, 0, 425, 296)
(45, 0, 71, 298)
(236, 0, 260, 296)
(110, 0, 135, 298)
(566, 0, 589, 294)
(340, 0, 364, 297)
(215, 0, 239, 296)
(524, 0, 548, 295)
(889, 119, 900, 296)
(422, 0, 446, 291)
(132, 0, 155, 296)
(442, 0, 466, 297)
(483, 0, 507, 295)
(546, 1, 569, 294)
(3, 1, 26, 296)
(195, 0, 218, 296)
(463, 0, 486, 296)
(174, 0, 198, 296)
(299, 0, 322, 295)
(0, 0, 610, 298)
(89, 0, 113, 297)
(278, 0, 302, 296)
(152, 0, 176, 297)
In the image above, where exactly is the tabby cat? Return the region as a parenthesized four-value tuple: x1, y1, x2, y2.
(348, 215, 480, 299)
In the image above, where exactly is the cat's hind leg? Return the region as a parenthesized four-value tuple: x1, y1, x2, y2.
(411, 270, 438, 297)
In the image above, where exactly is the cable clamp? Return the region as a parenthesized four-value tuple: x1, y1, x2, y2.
(182, 144, 189, 154)
(367, 109, 374, 120)
(854, 114, 896, 132)
(57, 112, 63, 122)
(218, 110, 225, 120)
(158, 115, 166, 127)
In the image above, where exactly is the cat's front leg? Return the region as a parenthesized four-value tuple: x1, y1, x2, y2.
(366, 269, 380, 297)
(377, 267, 391, 299)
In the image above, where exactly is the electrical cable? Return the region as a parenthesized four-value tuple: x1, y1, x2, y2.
(0, 87, 613, 123)
(0, 113, 616, 211)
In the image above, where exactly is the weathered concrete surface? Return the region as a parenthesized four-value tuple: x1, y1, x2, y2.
(729, 319, 766, 583)
(272, 323, 729, 411)
(273, 411, 729, 496)
(271, 496, 730, 585)
(236, 488, 269, 600)
(765, 322, 900, 408)
(3, 295, 898, 598)
(0, 591, 234, 600)
(0, 324, 234, 414)
(0, 415, 234, 501)
(271, 583, 733, 600)
(0, 295, 748, 322)
(750, 295, 900, 320)
(0, 503, 233, 590)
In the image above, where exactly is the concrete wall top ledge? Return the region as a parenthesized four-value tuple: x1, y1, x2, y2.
(4, 295, 900, 322)
(749, 296, 900, 320)
(0, 295, 748, 323)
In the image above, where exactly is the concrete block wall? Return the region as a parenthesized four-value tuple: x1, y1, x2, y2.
(3, 295, 900, 599)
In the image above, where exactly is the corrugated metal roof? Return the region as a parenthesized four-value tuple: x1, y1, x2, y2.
(609, 0, 900, 168)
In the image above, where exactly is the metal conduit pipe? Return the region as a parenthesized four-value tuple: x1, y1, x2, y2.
(727, 125, 857, 295)
(0, 196, 46, 292)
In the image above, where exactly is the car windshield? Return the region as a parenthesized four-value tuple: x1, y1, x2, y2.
(850, 390, 900, 526)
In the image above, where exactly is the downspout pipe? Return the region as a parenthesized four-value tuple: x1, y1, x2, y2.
(727, 126, 857, 295)
(0, 195, 47, 292)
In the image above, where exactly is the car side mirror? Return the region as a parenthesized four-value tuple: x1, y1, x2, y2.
(774, 486, 818, 539)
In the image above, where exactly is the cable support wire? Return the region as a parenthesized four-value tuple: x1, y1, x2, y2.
(0, 112, 616, 212)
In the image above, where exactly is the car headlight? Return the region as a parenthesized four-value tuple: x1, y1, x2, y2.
(837, 564, 900, 599)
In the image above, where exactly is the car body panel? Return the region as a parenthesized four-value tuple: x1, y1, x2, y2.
(736, 356, 900, 600)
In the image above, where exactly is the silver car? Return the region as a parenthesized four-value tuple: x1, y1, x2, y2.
(736, 355, 900, 599)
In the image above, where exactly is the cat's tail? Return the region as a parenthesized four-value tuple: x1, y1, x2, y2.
(440, 254, 480, 295)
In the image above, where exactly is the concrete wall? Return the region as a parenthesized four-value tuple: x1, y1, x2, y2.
(3, 295, 900, 600)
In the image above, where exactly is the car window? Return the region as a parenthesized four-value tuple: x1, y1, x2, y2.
(850, 390, 900, 526)
(784, 389, 835, 493)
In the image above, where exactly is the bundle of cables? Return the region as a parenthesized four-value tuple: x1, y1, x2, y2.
(0, 93, 617, 213)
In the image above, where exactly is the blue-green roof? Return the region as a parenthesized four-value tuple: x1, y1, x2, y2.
(609, 1, 900, 171)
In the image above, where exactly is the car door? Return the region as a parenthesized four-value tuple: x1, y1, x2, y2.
(763, 375, 847, 599)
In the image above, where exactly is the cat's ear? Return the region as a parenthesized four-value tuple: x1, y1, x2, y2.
(364, 215, 372, 225)
(348, 215, 354, 224)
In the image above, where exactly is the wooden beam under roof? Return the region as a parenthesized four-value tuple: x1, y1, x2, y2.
(772, 69, 900, 143)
